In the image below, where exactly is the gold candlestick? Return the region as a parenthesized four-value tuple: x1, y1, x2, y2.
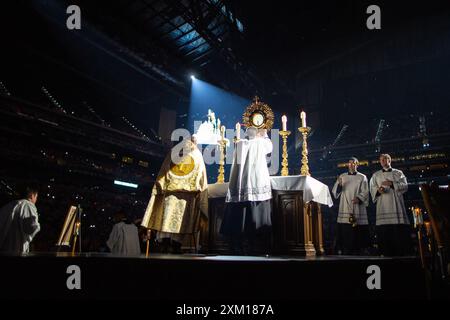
(412, 207, 426, 268)
(298, 126, 311, 176)
(71, 221, 81, 255)
(279, 130, 291, 176)
(217, 139, 227, 183)
(217, 126, 226, 183)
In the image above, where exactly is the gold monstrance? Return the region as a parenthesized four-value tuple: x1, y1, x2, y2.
(242, 96, 274, 130)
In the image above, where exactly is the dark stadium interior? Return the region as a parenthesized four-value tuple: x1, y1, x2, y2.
(0, 0, 450, 254)
(1, 0, 449, 263)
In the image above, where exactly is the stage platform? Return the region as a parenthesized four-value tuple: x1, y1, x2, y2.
(0, 253, 427, 300)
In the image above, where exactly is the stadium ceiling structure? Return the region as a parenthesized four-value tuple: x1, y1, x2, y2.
(80, 0, 263, 96)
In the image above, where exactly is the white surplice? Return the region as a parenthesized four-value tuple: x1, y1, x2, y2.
(369, 168, 410, 225)
(332, 172, 369, 225)
(106, 221, 141, 256)
(0, 199, 40, 253)
(226, 133, 272, 203)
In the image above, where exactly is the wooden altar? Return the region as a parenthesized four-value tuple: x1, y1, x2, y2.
(271, 189, 324, 255)
(206, 175, 332, 256)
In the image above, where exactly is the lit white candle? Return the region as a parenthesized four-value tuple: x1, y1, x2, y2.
(300, 111, 306, 128)
(220, 125, 225, 139)
(236, 122, 241, 139)
(217, 118, 221, 131)
(281, 115, 287, 131)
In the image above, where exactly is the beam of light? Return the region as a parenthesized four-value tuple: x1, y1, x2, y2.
(114, 180, 138, 189)
(189, 78, 250, 133)
(190, 75, 196, 80)
(189, 78, 250, 182)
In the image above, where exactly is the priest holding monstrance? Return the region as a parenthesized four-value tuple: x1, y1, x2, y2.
(220, 97, 274, 254)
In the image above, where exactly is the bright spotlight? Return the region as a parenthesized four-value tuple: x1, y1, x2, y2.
(190, 75, 196, 80)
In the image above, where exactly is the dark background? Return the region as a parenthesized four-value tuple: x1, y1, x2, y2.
(0, 0, 449, 253)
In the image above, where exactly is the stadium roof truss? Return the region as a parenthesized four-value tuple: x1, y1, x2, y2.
(121, 0, 244, 69)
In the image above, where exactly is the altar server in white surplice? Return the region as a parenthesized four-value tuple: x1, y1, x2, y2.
(369, 154, 412, 256)
(107, 211, 141, 256)
(332, 157, 370, 255)
(0, 184, 40, 254)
